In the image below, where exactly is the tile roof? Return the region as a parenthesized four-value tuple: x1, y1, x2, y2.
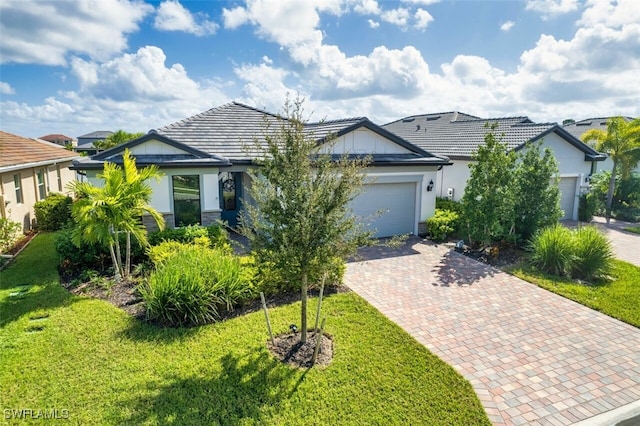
(155, 102, 448, 164)
(0, 131, 79, 170)
(563, 116, 635, 140)
(383, 111, 602, 159)
(38, 134, 73, 143)
(77, 130, 113, 139)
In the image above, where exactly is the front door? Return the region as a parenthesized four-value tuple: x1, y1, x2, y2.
(219, 172, 242, 228)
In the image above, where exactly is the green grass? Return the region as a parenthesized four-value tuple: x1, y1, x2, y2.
(507, 260, 640, 328)
(0, 233, 489, 425)
(624, 225, 640, 234)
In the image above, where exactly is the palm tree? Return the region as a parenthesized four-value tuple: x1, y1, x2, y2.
(94, 130, 144, 151)
(582, 117, 640, 223)
(69, 149, 164, 280)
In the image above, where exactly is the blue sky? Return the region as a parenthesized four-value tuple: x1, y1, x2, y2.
(1, 0, 639, 138)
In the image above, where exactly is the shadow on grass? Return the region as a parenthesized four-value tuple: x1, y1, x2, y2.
(115, 315, 205, 343)
(111, 350, 304, 425)
(431, 250, 497, 287)
(0, 282, 79, 328)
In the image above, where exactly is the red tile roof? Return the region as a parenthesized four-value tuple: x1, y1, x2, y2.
(0, 131, 79, 168)
(38, 133, 73, 143)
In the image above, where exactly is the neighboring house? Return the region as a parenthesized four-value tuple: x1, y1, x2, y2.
(0, 131, 79, 231)
(76, 130, 113, 155)
(383, 112, 606, 220)
(72, 102, 451, 238)
(39, 134, 74, 147)
(563, 116, 639, 176)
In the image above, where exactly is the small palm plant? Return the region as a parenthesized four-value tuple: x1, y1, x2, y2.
(68, 149, 164, 281)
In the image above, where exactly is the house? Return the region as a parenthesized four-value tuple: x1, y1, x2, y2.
(39, 134, 75, 147)
(76, 130, 113, 155)
(72, 102, 451, 238)
(563, 116, 639, 176)
(0, 131, 79, 231)
(383, 112, 606, 220)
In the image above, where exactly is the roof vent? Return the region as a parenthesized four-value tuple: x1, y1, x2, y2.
(576, 122, 592, 126)
(451, 111, 458, 122)
(600, 121, 608, 125)
(416, 124, 421, 131)
(426, 116, 441, 121)
(402, 118, 415, 123)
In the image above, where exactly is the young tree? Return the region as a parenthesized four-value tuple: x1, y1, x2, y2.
(241, 99, 373, 344)
(94, 130, 145, 151)
(461, 124, 516, 248)
(582, 117, 640, 223)
(513, 141, 562, 241)
(69, 149, 164, 280)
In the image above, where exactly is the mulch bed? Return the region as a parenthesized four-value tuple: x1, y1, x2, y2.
(4, 231, 37, 256)
(63, 279, 146, 319)
(268, 331, 334, 368)
(459, 243, 527, 268)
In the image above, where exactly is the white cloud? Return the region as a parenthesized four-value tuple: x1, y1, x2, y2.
(525, 0, 579, 19)
(368, 19, 380, 29)
(0, 82, 15, 95)
(414, 9, 434, 30)
(354, 0, 381, 15)
(381, 8, 411, 28)
(154, 0, 218, 36)
(401, 0, 440, 5)
(0, 0, 152, 65)
(501, 21, 515, 32)
(578, 0, 640, 27)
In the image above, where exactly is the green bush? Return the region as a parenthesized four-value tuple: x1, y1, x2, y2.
(578, 192, 598, 222)
(148, 224, 231, 252)
(140, 246, 255, 326)
(426, 209, 460, 242)
(0, 217, 22, 253)
(572, 226, 613, 281)
(34, 193, 72, 231)
(436, 197, 462, 215)
(55, 226, 146, 279)
(148, 240, 189, 266)
(529, 224, 575, 277)
(253, 252, 345, 295)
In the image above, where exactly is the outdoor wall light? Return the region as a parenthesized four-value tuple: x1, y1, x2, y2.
(426, 179, 434, 192)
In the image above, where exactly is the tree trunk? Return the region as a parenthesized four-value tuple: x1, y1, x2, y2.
(108, 243, 122, 282)
(125, 232, 131, 279)
(605, 160, 617, 224)
(300, 273, 308, 344)
(114, 231, 123, 278)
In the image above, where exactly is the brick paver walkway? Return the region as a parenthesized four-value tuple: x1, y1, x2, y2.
(345, 240, 640, 425)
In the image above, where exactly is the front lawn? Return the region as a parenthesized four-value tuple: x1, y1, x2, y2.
(624, 225, 640, 235)
(0, 233, 489, 425)
(507, 260, 640, 328)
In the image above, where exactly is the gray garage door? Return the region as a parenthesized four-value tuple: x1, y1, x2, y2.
(351, 182, 416, 238)
(559, 177, 578, 220)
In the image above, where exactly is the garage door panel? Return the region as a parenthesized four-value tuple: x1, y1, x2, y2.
(351, 182, 416, 238)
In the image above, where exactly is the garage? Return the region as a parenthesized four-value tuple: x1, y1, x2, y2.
(351, 182, 417, 238)
(558, 177, 578, 220)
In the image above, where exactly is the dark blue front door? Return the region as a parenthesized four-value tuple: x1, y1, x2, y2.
(219, 172, 242, 228)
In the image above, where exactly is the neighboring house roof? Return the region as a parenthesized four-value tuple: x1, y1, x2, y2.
(77, 130, 114, 139)
(72, 132, 233, 170)
(0, 130, 79, 172)
(38, 134, 73, 144)
(563, 116, 636, 141)
(153, 102, 450, 166)
(383, 111, 605, 161)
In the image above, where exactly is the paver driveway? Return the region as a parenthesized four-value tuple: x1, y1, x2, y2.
(345, 239, 640, 426)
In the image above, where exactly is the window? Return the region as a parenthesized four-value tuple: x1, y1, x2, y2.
(172, 175, 201, 227)
(13, 174, 23, 204)
(36, 169, 46, 200)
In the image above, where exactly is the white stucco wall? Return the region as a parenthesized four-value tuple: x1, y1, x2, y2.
(323, 128, 411, 155)
(435, 160, 472, 202)
(538, 133, 592, 184)
(129, 140, 187, 156)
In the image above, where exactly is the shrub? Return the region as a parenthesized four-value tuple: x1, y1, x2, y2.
(426, 209, 460, 242)
(34, 193, 72, 231)
(148, 224, 231, 252)
(0, 217, 22, 253)
(572, 226, 613, 281)
(148, 241, 189, 266)
(578, 192, 598, 222)
(55, 226, 146, 279)
(529, 224, 575, 277)
(436, 197, 462, 215)
(140, 246, 255, 326)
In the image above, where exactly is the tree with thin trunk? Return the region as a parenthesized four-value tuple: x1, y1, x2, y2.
(582, 117, 640, 223)
(241, 99, 373, 344)
(69, 149, 164, 280)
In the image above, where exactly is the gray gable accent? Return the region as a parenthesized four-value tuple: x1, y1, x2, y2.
(384, 111, 605, 160)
